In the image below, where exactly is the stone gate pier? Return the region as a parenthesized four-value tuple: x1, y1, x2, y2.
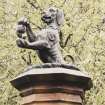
(11, 64, 92, 105)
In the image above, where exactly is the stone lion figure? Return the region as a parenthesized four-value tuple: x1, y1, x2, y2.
(16, 7, 65, 63)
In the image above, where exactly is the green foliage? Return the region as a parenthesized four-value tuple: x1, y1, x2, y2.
(0, 0, 105, 105)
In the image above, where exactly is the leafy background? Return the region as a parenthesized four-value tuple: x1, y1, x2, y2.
(0, 0, 105, 105)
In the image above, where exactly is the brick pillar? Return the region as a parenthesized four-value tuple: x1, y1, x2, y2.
(10, 67, 92, 105)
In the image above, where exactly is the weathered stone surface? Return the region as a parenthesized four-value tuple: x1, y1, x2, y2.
(10, 65, 92, 105)
(20, 85, 84, 97)
(11, 67, 92, 91)
(22, 93, 82, 105)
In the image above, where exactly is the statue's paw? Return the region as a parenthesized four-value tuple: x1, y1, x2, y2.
(16, 38, 28, 48)
(16, 24, 26, 34)
(18, 17, 29, 26)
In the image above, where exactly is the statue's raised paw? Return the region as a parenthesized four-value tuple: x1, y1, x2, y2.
(16, 24, 26, 34)
(18, 17, 29, 26)
(16, 38, 28, 48)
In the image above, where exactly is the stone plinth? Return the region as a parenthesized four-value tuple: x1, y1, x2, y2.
(10, 65, 92, 105)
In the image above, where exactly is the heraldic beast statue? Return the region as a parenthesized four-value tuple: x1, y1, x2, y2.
(16, 7, 65, 64)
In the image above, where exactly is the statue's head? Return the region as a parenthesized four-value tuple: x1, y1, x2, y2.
(41, 7, 64, 26)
